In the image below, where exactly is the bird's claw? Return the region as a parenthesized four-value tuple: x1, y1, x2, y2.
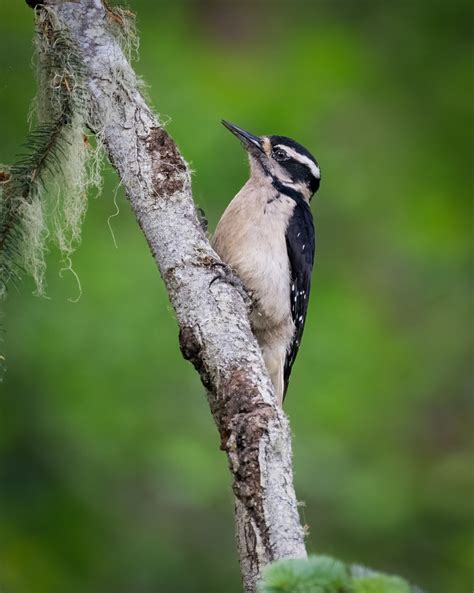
(210, 262, 252, 310)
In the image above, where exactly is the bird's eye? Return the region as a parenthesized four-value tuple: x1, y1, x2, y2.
(273, 149, 289, 161)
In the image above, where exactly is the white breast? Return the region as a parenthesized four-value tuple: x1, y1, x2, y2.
(212, 178, 295, 329)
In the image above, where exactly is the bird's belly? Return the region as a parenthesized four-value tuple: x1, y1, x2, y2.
(232, 225, 291, 329)
(212, 185, 296, 330)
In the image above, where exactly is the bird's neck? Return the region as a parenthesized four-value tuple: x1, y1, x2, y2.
(248, 156, 311, 204)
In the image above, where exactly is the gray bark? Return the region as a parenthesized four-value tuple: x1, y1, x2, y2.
(38, 1, 307, 590)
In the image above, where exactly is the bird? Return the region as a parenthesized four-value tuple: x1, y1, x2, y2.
(212, 121, 320, 405)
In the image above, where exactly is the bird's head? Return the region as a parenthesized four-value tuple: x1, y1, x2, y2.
(222, 120, 321, 202)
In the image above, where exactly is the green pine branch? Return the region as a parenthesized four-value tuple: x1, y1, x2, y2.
(259, 555, 422, 593)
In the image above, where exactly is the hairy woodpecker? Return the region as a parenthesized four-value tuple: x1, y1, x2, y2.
(213, 121, 320, 404)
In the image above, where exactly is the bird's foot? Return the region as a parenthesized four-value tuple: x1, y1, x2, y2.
(209, 262, 252, 310)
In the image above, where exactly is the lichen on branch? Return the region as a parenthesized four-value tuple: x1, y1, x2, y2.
(0, 6, 106, 304)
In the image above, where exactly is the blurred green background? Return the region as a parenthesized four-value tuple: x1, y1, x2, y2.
(1, 1, 472, 592)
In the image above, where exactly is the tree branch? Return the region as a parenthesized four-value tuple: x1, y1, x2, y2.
(37, 1, 307, 590)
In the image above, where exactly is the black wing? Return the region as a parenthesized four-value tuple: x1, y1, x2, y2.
(283, 199, 315, 400)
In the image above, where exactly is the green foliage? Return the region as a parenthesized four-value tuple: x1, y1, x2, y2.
(1, 120, 69, 297)
(259, 556, 351, 593)
(260, 556, 416, 593)
(351, 566, 412, 593)
(352, 575, 411, 593)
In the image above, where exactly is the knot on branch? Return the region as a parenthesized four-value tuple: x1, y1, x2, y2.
(179, 325, 200, 363)
(179, 324, 212, 391)
(218, 369, 271, 479)
(147, 127, 188, 197)
(0, 170, 11, 184)
(218, 368, 261, 419)
(216, 368, 275, 551)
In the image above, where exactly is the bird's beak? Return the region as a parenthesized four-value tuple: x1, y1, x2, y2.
(222, 120, 264, 154)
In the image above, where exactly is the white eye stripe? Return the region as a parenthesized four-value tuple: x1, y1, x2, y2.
(274, 144, 320, 179)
